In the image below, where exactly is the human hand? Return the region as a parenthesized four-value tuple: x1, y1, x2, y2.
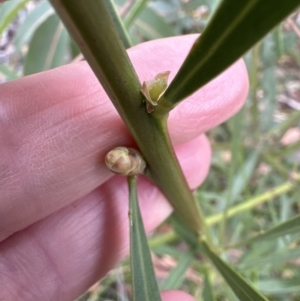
(0, 35, 248, 300)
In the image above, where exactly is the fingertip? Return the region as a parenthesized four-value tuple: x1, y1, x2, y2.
(129, 34, 199, 81)
(161, 290, 196, 301)
(175, 134, 211, 190)
(169, 58, 249, 144)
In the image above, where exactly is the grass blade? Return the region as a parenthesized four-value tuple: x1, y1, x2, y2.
(244, 214, 300, 245)
(161, 0, 300, 108)
(225, 148, 261, 205)
(160, 253, 193, 290)
(104, 0, 132, 48)
(199, 237, 269, 301)
(0, 0, 30, 36)
(202, 268, 216, 301)
(128, 176, 161, 301)
(259, 278, 300, 295)
(123, 0, 147, 29)
(134, 7, 175, 40)
(240, 246, 300, 270)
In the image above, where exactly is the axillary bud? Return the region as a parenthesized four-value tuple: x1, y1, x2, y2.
(141, 71, 170, 113)
(105, 147, 146, 176)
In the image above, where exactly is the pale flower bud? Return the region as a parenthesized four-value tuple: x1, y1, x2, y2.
(105, 147, 146, 176)
(141, 71, 170, 113)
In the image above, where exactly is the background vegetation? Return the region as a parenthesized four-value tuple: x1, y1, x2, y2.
(1, 0, 300, 300)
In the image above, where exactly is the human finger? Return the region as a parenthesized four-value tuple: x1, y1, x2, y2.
(161, 290, 197, 301)
(0, 34, 248, 241)
(0, 135, 210, 301)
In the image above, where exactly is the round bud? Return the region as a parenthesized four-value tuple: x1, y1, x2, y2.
(105, 147, 146, 176)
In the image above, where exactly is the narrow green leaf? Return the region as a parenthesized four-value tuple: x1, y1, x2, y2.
(273, 25, 284, 58)
(259, 278, 300, 295)
(154, 245, 184, 258)
(246, 214, 300, 245)
(240, 246, 300, 270)
(134, 7, 175, 40)
(199, 238, 269, 301)
(238, 242, 277, 269)
(13, 0, 54, 51)
(24, 15, 69, 75)
(160, 253, 193, 290)
(260, 66, 277, 131)
(226, 148, 261, 204)
(202, 268, 216, 301)
(123, 0, 147, 29)
(161, 0, 300, 108)
(128, 176, 161, 301)
(0, 0, 30, 36)
(105, 0, 132, 48)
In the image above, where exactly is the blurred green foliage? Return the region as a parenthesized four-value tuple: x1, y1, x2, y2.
(1, 0, 300, 300)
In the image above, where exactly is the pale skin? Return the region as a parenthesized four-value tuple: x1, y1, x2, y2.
(0, 35, 249, 300)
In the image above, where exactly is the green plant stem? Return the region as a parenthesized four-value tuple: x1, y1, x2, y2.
(149, 173, 300, 248)
(273, 25, 284, 57)
(219, 112, 243, 244)
(123, 0, 148, 29)
(49, 0, 204, 233)
(149, 231, 180, 248)
(209, 174, 300, 223)
(261, 152, 290, 178)
(250, 44, 260, 140)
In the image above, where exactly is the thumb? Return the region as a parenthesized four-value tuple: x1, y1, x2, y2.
(162, 290, 197, 301)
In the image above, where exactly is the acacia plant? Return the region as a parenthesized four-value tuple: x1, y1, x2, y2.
(42, 1, 300, 300)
